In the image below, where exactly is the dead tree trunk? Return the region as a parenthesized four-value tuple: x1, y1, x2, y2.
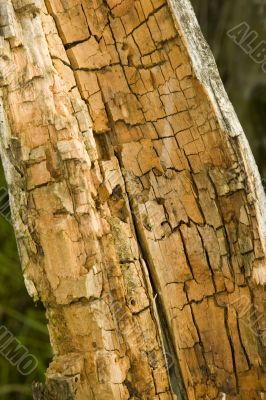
(0, 0, 266, 399)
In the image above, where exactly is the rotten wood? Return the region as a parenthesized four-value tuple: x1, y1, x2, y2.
(0, 1, 266, 399)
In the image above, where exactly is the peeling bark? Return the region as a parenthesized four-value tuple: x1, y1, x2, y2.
(0, 1, 266, 399)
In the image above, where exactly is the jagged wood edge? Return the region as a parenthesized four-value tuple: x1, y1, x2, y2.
(168, 0, 266, 262)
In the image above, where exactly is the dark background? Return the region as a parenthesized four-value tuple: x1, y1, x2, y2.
(0, 1, 265, 398)
(192, 0, 266, 178)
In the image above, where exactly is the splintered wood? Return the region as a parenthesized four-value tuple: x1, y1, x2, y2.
(0, 0, 266, 399)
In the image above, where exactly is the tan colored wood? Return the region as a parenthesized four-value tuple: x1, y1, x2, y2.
(0, 1, 266, 399)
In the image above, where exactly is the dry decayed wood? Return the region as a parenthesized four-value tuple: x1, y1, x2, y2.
(0, 0, 266, 399)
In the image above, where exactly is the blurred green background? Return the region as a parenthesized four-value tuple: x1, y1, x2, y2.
(192, 0, 266, 178)
(0, 163, 52, 399)
(0, 1, 265, 398)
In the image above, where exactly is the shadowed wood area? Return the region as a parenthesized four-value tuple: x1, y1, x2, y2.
(0, 0, 266, 399)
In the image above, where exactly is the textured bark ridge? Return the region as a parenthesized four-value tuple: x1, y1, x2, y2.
(0, 1, 266, 399)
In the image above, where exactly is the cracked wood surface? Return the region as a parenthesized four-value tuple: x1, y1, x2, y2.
(0, 0, 266, 399)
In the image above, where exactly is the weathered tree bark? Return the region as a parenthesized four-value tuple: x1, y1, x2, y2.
(0, 1, 266, 399)
(191, 0, 266, 178)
